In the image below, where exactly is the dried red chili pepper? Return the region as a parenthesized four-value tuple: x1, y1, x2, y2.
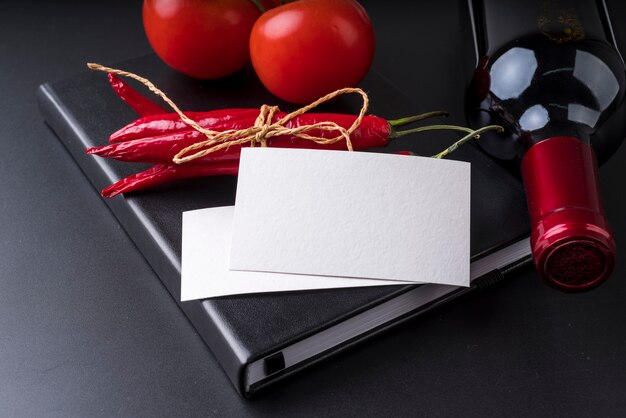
(102, 160, 240, 198)
(105, 76, 448, 144)
(88, 112, 405, 164)
(108, 109, 264, 142)
(106, 73, 262, 141)
(107, 73, 167, 117)
(101, 150, 417, 198)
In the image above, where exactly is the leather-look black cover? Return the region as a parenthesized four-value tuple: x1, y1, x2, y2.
(37, 54, 529, 397)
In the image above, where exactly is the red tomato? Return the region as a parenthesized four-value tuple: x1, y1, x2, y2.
(249, 0, 376, 104)
(143, 0, 263, 79)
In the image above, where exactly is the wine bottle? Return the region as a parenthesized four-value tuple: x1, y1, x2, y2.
(467, 0, 626, 291)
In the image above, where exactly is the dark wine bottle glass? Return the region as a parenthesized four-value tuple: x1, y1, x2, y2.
(467, 0, 626, 291)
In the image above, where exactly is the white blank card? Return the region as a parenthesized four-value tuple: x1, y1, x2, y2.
(180, 206, 413, 301)
(229, 148, 471, 286)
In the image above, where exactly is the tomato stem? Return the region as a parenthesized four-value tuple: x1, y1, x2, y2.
(249, 0, 266, 13)
(387, 110, 448, 127)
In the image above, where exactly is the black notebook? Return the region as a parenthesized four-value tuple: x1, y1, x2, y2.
(37, 53, 531, 397)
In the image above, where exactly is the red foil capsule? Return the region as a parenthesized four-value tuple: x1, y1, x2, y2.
(521, 136, 616, 291)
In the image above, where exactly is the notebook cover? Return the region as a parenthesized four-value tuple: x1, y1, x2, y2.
(37, 53, 529, 396)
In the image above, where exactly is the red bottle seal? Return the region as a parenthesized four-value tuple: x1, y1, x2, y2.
(521, 136, 615, 291)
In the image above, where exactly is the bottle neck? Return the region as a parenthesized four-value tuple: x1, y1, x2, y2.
(521, 120, 591, 152)
(521, 136, 615, 290)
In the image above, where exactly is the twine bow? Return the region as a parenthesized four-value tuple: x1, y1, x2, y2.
(87, 63, 369, 164)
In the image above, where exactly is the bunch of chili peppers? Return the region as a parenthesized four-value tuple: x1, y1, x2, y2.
(87, 73, 501, 198)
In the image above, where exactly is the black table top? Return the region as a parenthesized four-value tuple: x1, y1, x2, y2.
(3, 1, 626, 416)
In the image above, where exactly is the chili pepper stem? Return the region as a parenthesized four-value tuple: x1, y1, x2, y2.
(387, 111, 449, 127)
(389, 124, 475, 139)
(431, 125, 504, 159)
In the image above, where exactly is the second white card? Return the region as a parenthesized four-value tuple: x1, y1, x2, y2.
(230, 148, 471, 286)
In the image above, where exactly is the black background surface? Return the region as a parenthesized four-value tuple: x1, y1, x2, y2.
(2, 1, 626, 416)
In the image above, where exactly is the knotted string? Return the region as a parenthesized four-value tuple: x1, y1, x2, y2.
(87, 63, 369, 164)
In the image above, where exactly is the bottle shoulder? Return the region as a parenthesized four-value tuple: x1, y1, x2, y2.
(468, 35, 626, 162)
